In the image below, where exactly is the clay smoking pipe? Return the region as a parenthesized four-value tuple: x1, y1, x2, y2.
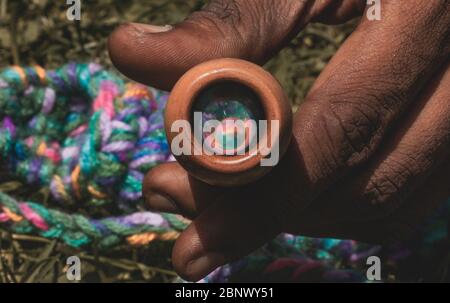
(165, 58, 292, 186)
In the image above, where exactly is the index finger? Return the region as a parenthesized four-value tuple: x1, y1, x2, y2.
(289, 0, 450, 203)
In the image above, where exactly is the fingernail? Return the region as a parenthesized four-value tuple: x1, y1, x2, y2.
(186, 253, 226, 279)
(145, 191, 180, 213)
(130, 22, 173, 33)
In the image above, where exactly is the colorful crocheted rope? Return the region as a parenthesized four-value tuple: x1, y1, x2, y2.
(0, 63, 188, 248)
(0, 63, 170, 209)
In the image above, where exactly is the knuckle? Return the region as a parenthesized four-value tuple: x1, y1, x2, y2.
(329, 99, 382, 164)
(309, 97, 381, 170)
(203, 0, 241, 22)
(355, 172, 404, 219)
(307, 76, 406, 170)
(185, 0, 247, 51)
(185, 0, 305, 60)
(351, 153, 422, 220)
(187, 0, 242, 31)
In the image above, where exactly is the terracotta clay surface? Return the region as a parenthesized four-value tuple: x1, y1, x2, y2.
(165, 58, 292, 186)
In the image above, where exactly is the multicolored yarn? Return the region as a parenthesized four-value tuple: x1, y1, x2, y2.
(0, 63, 171, 210)
(0, 191, 185, 248)
(0, 63, 188, 248)
(0, 63, 449, 282)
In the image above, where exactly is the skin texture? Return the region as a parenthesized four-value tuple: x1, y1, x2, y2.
(108, 0, 450, 281)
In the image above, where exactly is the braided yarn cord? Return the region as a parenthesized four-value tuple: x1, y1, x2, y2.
(0, 63, 188, 248)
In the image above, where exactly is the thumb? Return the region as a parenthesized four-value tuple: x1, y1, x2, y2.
(172, 196, 282, 282)
(108, 0, 318, 91)
(142, 162, 283, 282)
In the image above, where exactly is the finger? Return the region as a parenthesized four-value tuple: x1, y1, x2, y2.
(171, 195, 282, 281)
(346, 60, 450, 220)
(142, 162, 220, 218)
(108, 0, 309, 90)
(315, 156, 450, 244)
(143, 162, 284, 281)
(108, 0, 364, 90)
(295, 60, 450, 237)
(289, 0, 450, 209)
(368, 157, 450, 245)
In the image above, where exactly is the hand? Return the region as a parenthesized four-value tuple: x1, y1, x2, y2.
(108, 0, 450, 281)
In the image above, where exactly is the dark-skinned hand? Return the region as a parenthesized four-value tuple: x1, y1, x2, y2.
(108, 0, 450, 281)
